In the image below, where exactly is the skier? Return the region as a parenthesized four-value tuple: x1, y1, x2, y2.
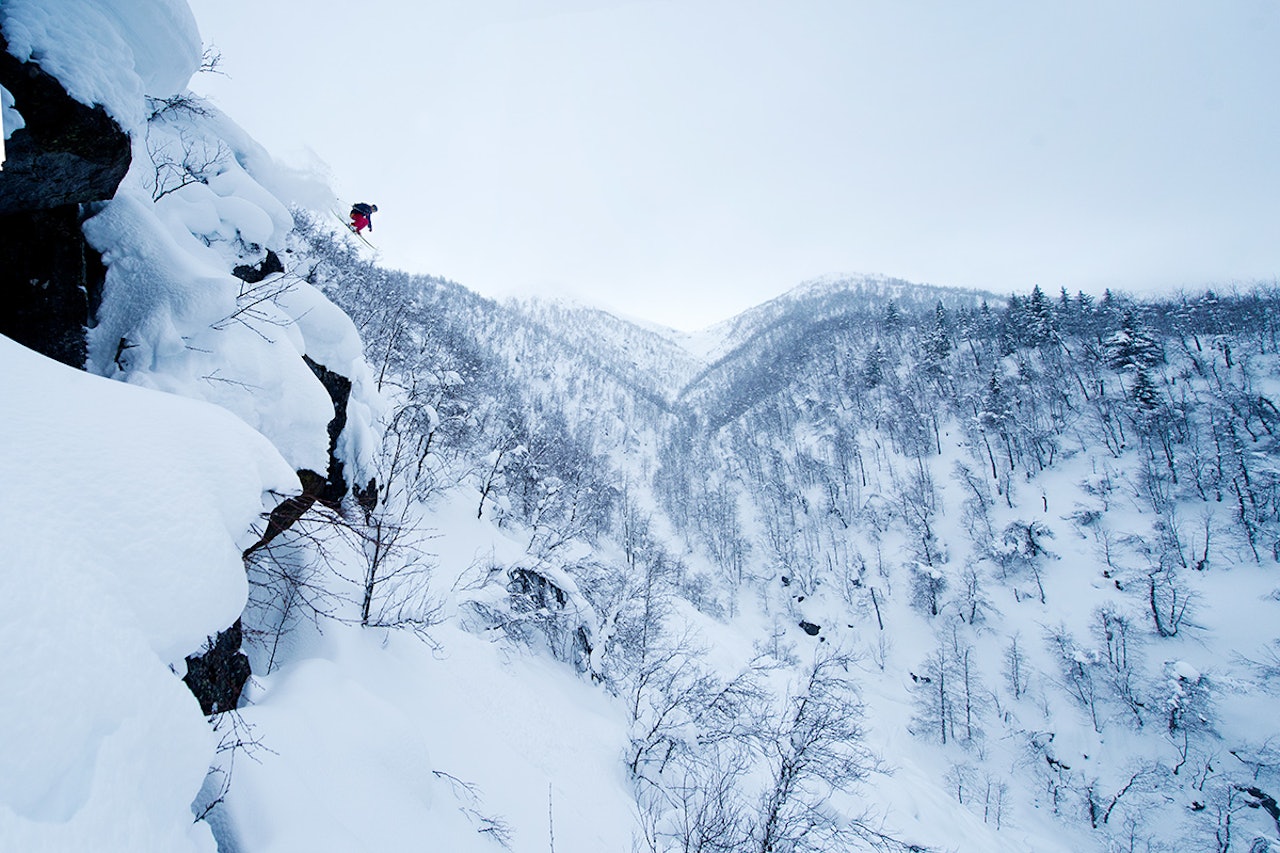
(349, 202, 377, 235)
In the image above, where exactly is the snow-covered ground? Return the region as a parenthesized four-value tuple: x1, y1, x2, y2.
(0, 334, 295, 852)
(219, 497, 639, 853)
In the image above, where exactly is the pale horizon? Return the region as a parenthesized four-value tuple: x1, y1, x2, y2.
(190, 0, 1280, 331)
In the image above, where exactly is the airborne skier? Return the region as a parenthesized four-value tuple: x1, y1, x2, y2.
(349, 201, 377, 234)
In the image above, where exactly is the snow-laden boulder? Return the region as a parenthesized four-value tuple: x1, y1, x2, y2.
(0, 0, 201, 133)
(0, 333, 297, 851)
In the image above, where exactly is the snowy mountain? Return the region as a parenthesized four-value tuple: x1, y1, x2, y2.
(511, 296, 705, 406)
(3, 4, 1280, 853)
(678, 273, 1000, 364)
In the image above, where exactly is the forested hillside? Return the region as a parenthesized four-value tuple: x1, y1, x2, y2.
(292, 205, 1280, 851)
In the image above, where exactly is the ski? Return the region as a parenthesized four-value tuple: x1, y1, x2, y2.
(331, 208, 375, 248)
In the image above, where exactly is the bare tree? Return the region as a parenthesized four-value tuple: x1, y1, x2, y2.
(242, 505, 347, 673)
(145, 127, 230, 202)
(1147, 561, 1193, 638)
(912, 639, 955, 746)
(998, 519, 1056, 603)
(192, 711, 274, 830)
(650, 751, 753, 853)
(752, 650, 897, 853)
(1046, 625, 1103, 733)
(1003, 633, 1031, 701)
(1093, 605, 1147, 727)
(351, 504, 440, 633)
(431, 770, 513, 849)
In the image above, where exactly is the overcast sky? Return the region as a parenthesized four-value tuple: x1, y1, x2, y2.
(188, 0, 1279, 330)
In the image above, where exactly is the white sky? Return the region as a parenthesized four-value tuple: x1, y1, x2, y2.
(188, 0, 1280, 330)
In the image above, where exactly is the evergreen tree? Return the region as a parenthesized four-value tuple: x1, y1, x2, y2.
(1025, 284, 1055, 347)
(1104, 309, 1163, 372)
(921, 301, 953, 378)
(862, 342, 888, 389)
(1129, 367, 1161, 413)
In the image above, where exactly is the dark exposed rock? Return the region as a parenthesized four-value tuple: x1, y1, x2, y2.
(242, 358, 373, 558)
(0, 33, 132, 213)
(507, 567, 594, 672)
(242, 469, 328, 559)
(231, 249, 284, 284)
(0, 30, 130, 366)
(509, 567, 570, 608)
(353, 476, 379, 517)
(1238, 785, 1280, 835)
(0, 205, 105, 365)
(304, 355, 354, 509)
(799, 620, 821, 636)
(183, 619, 252, 716)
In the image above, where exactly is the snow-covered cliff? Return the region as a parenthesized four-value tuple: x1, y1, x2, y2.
(0, 2, 379, 849)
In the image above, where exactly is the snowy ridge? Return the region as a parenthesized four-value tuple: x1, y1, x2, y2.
(679, 272, 1002, 365)
(674, 274, 1002, 425)
(512, 296, 705, 403)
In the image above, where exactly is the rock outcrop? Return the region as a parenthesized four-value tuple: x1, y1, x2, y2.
(182, 620, 252, 716)
(242, 355, 377, 557)
(0, 31, 131, 367)
(231, 249, 285, 285)
(1, 26, 375, 718)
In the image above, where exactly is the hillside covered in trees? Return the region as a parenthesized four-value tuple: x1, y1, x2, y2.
(299, 203, 1280, 851)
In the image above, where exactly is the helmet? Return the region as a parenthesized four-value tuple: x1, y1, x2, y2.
(371, 204, 379, 212)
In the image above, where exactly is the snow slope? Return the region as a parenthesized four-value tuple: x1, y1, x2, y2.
(0, 334, 295, 852)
